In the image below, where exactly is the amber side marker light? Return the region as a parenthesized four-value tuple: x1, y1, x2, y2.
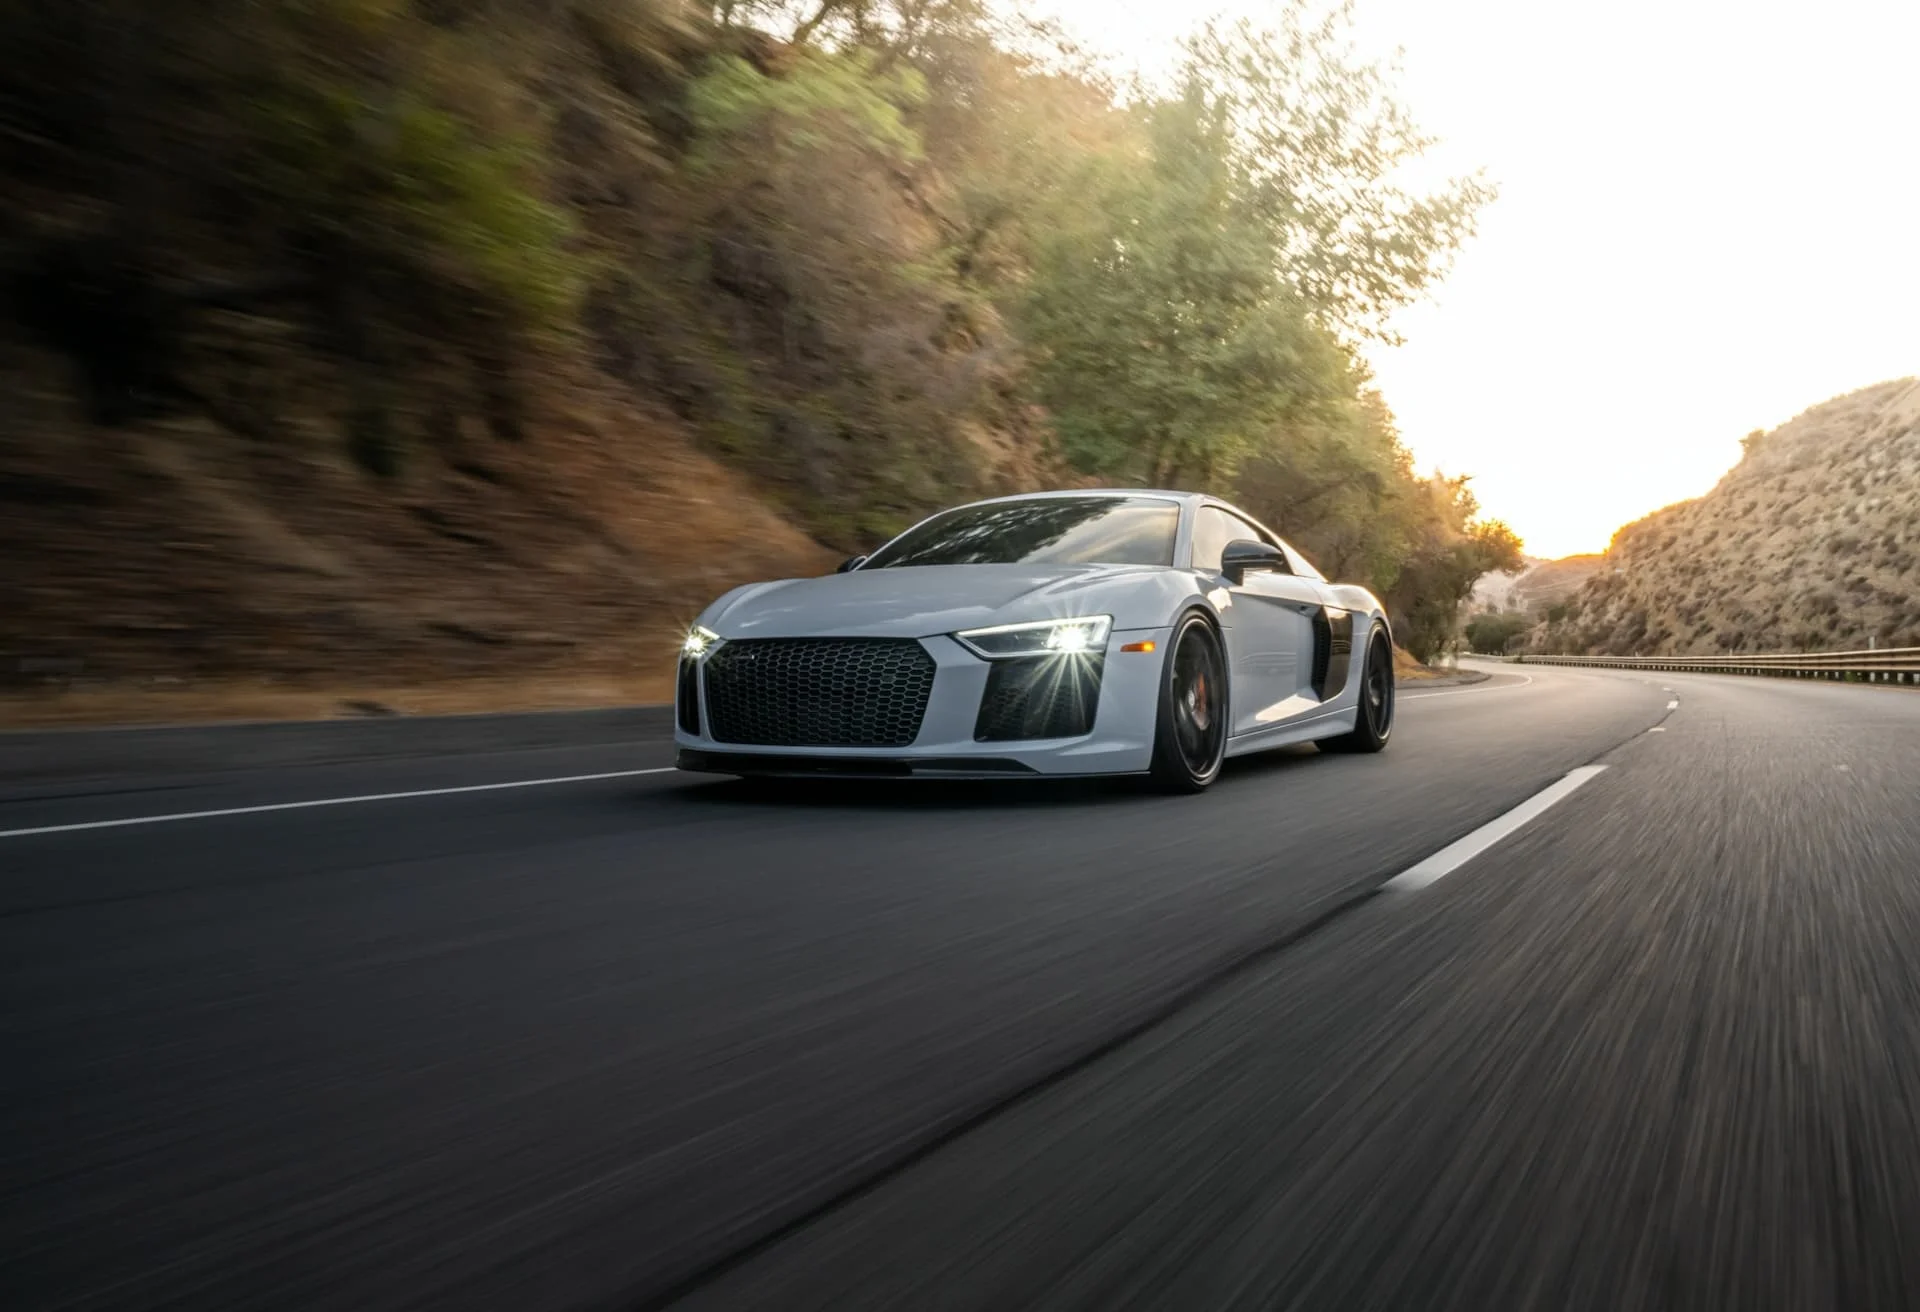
(1120, 641, 1156, 653)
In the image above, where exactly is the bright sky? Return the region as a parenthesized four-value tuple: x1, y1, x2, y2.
(1032, 0, 1920, 558)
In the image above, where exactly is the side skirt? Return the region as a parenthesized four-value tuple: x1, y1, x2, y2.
(1221, 705, 1358, 758)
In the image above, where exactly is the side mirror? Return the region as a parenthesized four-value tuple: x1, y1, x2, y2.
(1220, 539, 1286, 583)
(836, 555, 868, 574)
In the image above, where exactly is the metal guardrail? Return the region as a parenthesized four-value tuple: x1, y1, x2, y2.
(1514, 647, 1920, 684)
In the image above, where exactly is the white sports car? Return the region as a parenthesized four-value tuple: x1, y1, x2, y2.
(673, 490, 1395, 791)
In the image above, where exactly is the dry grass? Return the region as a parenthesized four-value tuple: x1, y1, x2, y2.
(1394, 645, 1444, 680)
(0, 333, 837, 722)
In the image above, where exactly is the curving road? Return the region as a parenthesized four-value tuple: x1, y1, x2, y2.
(5, 663, 1920, 1309)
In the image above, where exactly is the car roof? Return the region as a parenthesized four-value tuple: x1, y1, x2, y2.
(961, 489, 1282, 521)
(963, 488, 1207, 506)
(953, 488, 1303, 554)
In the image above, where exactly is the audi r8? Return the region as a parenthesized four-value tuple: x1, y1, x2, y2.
(673, 490, 1394, 791)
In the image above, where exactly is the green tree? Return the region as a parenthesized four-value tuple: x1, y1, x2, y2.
(711, 0, 994, 65)
(1233, 381, 1413, 590)
(1179, 8, 1493, 340)
(1383, 475, 1524, 661)
(1015, 1, 1492, 487)
(683, 48, 1016, 537)
(1465, 610, 1531, 655)
(1020, 87, 1354, 485)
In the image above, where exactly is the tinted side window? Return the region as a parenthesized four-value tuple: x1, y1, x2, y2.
(1192, 508, 1283, 574)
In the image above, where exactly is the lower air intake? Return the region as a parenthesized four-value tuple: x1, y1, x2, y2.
(974, 655, 1104, 741)
(676, 659, 701, 734)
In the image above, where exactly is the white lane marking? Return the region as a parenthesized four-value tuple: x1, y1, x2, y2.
(1382, 766, 1610, 894)
(1647, 727, 1666, 732)
(1400, 675, 1535, 701)
(0, 768, 678, 840)
(1667, 700, 1680, 709)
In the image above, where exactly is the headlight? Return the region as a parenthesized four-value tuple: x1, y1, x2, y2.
(954, 615, 1112, 659)
(682, 625, 720, 660)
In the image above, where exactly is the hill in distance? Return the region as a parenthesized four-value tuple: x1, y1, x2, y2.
(1472, 553, 1604, 616)
(1533, 378, 1920, 655)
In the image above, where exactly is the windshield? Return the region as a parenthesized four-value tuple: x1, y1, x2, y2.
(862, 496, 1180, 569)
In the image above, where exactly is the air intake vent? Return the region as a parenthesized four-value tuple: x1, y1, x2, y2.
(676, 658, 701, 735)
(974, 656, 1104, 741)
(703, 638, 936, 747)
(1310, 610, 1333, 692)
(1311, 608, 1355, 700)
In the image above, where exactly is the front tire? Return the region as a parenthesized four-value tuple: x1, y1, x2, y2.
(1320, 625, 1394, 753)
(1147, 613, 1229, 792)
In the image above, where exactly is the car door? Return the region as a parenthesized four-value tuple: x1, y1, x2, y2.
(1190, 506, 1325, 734)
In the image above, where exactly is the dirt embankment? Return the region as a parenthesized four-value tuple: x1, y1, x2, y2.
(0, 333, 841, 727)
(0, 3, 1043, 729)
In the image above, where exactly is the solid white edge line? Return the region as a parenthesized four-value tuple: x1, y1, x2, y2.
(1399, 674, 1535, 700)
(1381, 766, 1610, 894)
(0, 767, 678, 840)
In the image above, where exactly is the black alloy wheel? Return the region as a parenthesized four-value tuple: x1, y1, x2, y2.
(1148, 613, 1228, 791)
(1321, 627, 1394, 753)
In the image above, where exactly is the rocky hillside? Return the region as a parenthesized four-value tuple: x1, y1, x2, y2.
(1509, 554, 1604, 614)
(0, 337, 839, 716)
(0, 1, 1047, 721)
(1533, 379, 1920, 655)
(1, 0, 1510, 723)
(1469, 558, 1537, 611)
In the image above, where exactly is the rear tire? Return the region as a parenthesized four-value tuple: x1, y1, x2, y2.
(1320, 625, 1394, 754)
(1147, 613, 1229, 792)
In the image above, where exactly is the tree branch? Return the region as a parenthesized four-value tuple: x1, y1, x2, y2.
(789, 0, 849, 46)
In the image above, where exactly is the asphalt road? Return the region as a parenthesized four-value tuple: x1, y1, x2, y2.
(5, 663, 1919, 1310)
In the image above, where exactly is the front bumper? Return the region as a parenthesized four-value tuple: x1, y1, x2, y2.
(673, 629, 1169, 776)
(675, 749, 1046, 779)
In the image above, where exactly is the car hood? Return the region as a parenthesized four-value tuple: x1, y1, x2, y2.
(702, 564, 1172, 639)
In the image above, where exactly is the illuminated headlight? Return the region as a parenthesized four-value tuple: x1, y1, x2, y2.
(954, 616, 1112, 659)
(681, 625, 720, 660)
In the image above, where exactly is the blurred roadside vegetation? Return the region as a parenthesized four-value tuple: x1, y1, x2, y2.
(1464, 609, 1531, 656)
(1, 0, 1520, 664)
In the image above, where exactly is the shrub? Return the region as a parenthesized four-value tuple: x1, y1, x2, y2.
(1464, 610, 1530, 654)
(242, 6, 581, 328)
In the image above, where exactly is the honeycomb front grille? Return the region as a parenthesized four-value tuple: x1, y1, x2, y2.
(703, 638, 936, 747)
(974, 655, 1103, 741)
